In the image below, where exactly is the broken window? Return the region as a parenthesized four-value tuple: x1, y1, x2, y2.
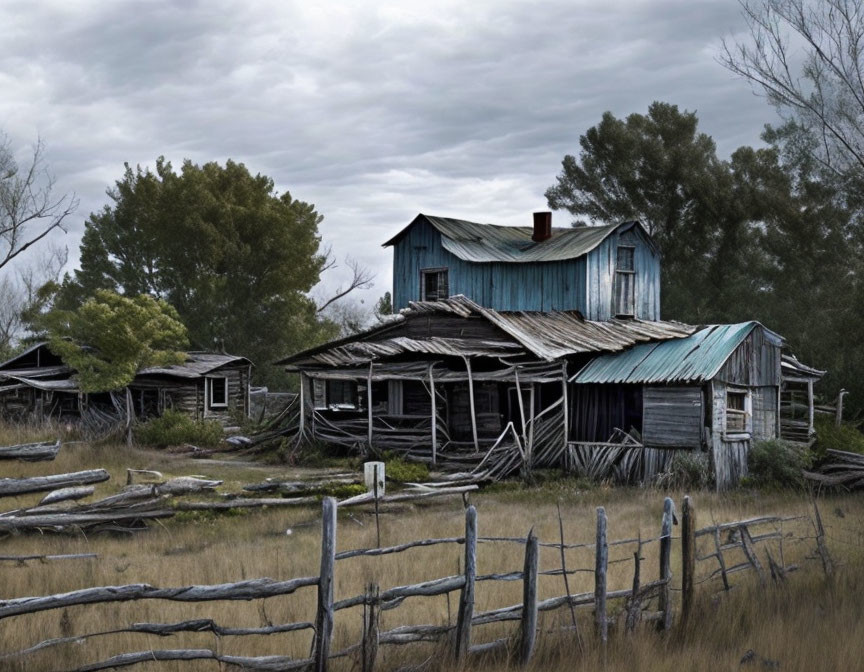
(421, 268, 449, 301)
(326, 380, 358, 409)
(726, 389, 750, 434)
(614, 246, 635, 316)
(207, 376, 228, 409)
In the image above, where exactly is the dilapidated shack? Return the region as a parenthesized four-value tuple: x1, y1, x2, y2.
(0, 343, 252, 426)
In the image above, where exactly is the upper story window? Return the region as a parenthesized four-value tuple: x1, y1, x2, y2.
(614, 246, 635, 316)
(206, 376, 228, 409)
(421, 267, 449, 301)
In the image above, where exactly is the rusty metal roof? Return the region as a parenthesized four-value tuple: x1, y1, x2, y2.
(383, 214, 649, 263)
(280, 295, 696, 366)
(571, 322, 773, 384)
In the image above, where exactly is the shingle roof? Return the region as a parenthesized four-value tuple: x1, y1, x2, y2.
(571, 322, 780, 384)
(382, 214, 649, 263)
(137, 352, 252, 379)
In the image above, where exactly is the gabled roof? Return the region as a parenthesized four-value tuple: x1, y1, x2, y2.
(279, 295, 696, 366)
(382, 214, 653, 263)
(571, 322, 782, 385)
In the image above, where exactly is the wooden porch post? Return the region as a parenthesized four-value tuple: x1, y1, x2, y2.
(561, 362, 569, 446)
(463, 356, 479, 453)
(299, 373, 306, 435)
(367, 363, 374, 448)
(429, 365, 437, 465)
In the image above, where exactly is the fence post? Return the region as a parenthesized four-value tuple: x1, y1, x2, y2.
(594, 507, 608, 644)
(519, 528, 539, 665)
(454, 505, 477, 661)
(362, 582, 379, 672)
(681, 496, 695, 629)
(658, 497, 674, 631)
(313, 497, 337, 672)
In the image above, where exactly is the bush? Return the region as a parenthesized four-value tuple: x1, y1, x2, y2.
(383, 457, 429, 483)
(814, 416, 864, 456)
(746, 439, 813, 490)
(655, 451, 711, 490)
(135, 409, 224, 447)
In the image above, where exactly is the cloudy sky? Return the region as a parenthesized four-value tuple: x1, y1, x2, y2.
(0, 0, 775, 304)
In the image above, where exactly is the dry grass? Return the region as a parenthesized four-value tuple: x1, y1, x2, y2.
(0, 424, 862, 672)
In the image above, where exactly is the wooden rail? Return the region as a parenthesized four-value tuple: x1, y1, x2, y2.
(0, 496, 826, 671)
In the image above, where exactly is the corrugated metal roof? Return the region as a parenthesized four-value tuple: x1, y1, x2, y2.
(137, 352, 252, 379)
(280, 295, 697, 366)
(572, 323, 763, 384)
(383, 214, 644, 263)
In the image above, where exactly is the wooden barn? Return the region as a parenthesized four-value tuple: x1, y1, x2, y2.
(0, 343, 252, 425)
(282, 211, 825, 489)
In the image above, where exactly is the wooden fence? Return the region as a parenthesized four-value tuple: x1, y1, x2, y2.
(0, 496, 828, 672)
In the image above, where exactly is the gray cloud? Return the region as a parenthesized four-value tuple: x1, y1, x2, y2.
(0, 0, 774, 297)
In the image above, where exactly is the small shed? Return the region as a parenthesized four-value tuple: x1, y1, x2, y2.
(571, 322, 784, 488)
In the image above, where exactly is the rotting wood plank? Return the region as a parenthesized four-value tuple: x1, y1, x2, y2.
(519, 528, 539, 665)
(658, 497, 674, 631)
(0, 469, 110, 498)
(313, 497, 336, 672)
(454, 505, 477, 661)
(0, 439, 60, 462)
(594, 506, 608, 643)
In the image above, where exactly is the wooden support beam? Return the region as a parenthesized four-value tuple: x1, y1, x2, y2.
(299, 373, 306, 435)
(658, 497, 674, 631)
(367, 364, 374, 449)
(681, 496, 695, 629)
(519, 528, 539, 665)
(594, 507, 608, 644)
(561, 363, 569, 446)
(463, 357, 479, 453)
(314, 498, 336, 672)
(361, 583, 379, 672)
(807, 380, 815, 434)
(429, 365, 437, 466)
(454, 505, 477, 661)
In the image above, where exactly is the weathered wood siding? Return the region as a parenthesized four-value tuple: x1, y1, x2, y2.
(642, 386, 703, 448)
(715, 326, 782, 386)
(584, 227, 660, 321)
(392, 218, 587, 312)
(752, 386, 778, 441)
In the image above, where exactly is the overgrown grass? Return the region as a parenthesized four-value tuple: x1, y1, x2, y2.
(0, 422, 861, 671)
(745, 439, 813, 490)
(814, 416, 864, 456)
(133, 409, 224, 448)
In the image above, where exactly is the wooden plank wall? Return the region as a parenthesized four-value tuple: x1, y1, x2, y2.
(391, 218, 588, 312)
(642, 386, 703, 448)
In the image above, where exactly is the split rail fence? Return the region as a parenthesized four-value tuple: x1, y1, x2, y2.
(0, 496, 830, 672)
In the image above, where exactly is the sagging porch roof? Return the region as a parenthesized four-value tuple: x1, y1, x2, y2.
(279, 295, 697, 367)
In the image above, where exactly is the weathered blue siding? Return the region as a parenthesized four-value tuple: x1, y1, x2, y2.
(584, 226, 660, 320)
(392, 218, 589, 312)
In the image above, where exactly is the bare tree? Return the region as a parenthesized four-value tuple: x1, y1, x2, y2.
(315, 246, 376, 314)
(0, 134, 77, 272)
(721, 0, 864, 178)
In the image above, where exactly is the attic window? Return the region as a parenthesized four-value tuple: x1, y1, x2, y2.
(207, 376, 228, 409)
(614, 246, 636, 316)
(725, 389, 751, 435)
(421, 267, 449, 301)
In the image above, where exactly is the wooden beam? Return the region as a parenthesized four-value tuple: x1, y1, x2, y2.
(519, 528, 539, 665)
(454, 505, 477, 661)
(429, 365, 437, 466)
(658, 497, 674, 631)
(681, 496, 695, 628)
(594, 507, 608, 644)
(313, 498, 337, 672)
(463, 356, 479, 453)
(367, 363, 374, 449)
(561, 363, 569, 446)
(299, 373, 306, 435)
(807, 380, 815, 434)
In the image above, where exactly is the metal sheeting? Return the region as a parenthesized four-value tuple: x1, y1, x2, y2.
(0, 365, 71, 380)
(2, 375, 79, 392)
(781, 353, 825, 380)
(384, 214, 630, 263)
(300, 336, 524, 367)
(572, 323, 767, 384)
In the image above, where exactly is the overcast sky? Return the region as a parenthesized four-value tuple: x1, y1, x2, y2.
(0, 0, 775, 305)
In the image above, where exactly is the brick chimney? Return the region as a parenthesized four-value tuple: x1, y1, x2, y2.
(532, 211, 552, 242)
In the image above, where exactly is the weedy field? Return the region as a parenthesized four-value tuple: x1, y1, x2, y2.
(0, 423, 862, 672)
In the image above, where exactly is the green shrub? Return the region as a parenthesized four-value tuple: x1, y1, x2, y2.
(135, 409, 224, 447)
(383, 457, 429, 483)
(314, 483, 367, 498)
(655, 451, 711, 490)
(814, 417, 864, 456)
(746, 439, 813, 490)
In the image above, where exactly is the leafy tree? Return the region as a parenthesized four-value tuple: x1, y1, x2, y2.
(374, 291, 393, 320)
(545, 102, 765, 323)
(54, 158, 337, 389)
(43, 290, 188, 392)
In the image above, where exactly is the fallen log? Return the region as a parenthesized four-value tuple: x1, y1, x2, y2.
(158, 477, 223, 496)
(173, 496, 318, 511)
(0, 508, 174, 532)
(0, 440, 60, 462)
(337, 484, 479, 508)
(0, 469, 110, 498)
(62, 649, 311, 672)
(0, 575, 319, 619)
(0, 553, 98, 564)
(38, 486, 95, 506)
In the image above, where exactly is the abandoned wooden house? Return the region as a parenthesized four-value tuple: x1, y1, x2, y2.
(0, 343, 252, 425)
(282, 212, 824, 489)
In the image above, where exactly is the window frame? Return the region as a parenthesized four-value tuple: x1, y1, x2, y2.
(614, 245, 636, 317)
(420, 267, 449, 302)
(724, 387, 752, 439)
(206, 376, 229, 409)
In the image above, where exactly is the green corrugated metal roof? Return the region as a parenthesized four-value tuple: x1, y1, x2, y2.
(383, 214, 640, 263)
(572, 322, 763, 384)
